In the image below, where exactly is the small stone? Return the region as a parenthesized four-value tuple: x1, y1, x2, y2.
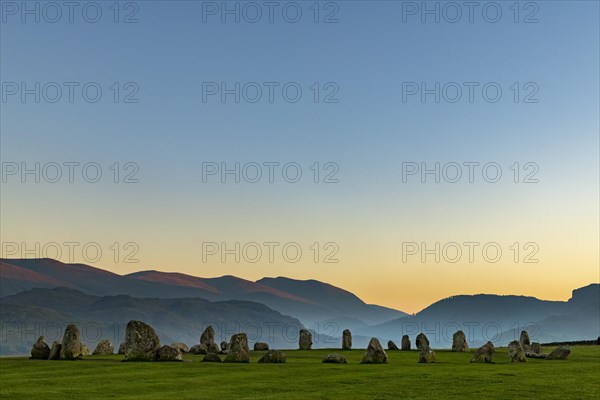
(80, 344, 90, 356)
(546, 346, 570, 360)
(387, 340, 399, 350)
(170, 342, 189, 353)
(258, 350, 286, 363)
(452, 331, 469, 352)
(30, 336, 50, 360)
(519, 331, 531, 350)
(418, 346, 436, 363)
(190, 344, 208, 355)
(531, 342, 542, 354)
(322, 353, 347, 364)
(254, 342, 269, 351)
(202, 352, 222, 363)
(471, 341, 495, 363)
(118, 343, 126, 355)
(157, 345, 183, 361)
(223, 333, 250, 363)
(93, 339, 114, 356)
(48, 341, 61, 360)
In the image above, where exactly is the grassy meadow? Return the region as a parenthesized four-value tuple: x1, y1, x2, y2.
(1, 346, 599, 399)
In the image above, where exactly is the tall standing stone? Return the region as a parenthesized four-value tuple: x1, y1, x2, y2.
(401, 335, 411, 350)
(48, 341, 61, 360)
(452, 331, 469, 352)
(30, 336, 50, 359)
(470, 341, 495, 363)
(361, 337, 388, 364)
(223, 333, 250, 363)
(342, 329, 352, 350)
(200, 325, 215, 347)
(519, 330, 531, 350)
(416, 333, 429, 350)
(59, 324, 81, 360)
(508, 340, 527, 363)
(124, 320, 160, 361)
(299, 329, 312, 350)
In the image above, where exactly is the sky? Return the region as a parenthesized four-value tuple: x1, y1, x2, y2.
(1, 0, 599, 313)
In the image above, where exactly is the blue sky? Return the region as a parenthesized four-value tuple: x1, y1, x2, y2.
(1, 1, 598, 311)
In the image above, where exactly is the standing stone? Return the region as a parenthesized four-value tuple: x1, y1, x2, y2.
(388, 340, 399, 350)
(157, 345, 183, 361)
(223, 333, 250, 363)
(361, 337, 388, 364)
(59, 324, 81, 360)
(30, 336, 50, 360)
(401, 335, 411, 351)
(299, 329, 312, 350)
(254, 342, 269, 351)
(546, 346, 571, 360)
(418, 345, 436, 363)
(220, 341, 229, 354)
(531, 342, 542, 354)
(519, 330, 531, 350)
(471, 341, 495, 363)
(342, 329, 352, 350)
(124, 320, 160, 361)
(323, 353, 347, 364)
(170, 342, 189, 353)
(258, 350, 287, 363)
(202, 353, 222, 362)
(190, 344, 208, 355)
(416, 333, 429, 350)
(452, 331, 469, 352)
(118, 342, 126, 355)
(48, 341, 61, 360)
(80, 344, 90, 356)
(93, 339, 114, 355)
(508, 340, 527, 363)
(200, 325, 215, 347)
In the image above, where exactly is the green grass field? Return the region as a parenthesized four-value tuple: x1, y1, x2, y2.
(1, 346, 599, 399)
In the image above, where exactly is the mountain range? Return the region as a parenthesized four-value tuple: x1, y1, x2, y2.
(1, 258, 598, 356)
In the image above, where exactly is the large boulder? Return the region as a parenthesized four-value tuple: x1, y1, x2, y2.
(361, 337, 388, 364)
(223, 333, 250, 363)
(190, 344, 208, 355)
(200, 325, 215, 347)
(299, 329, 312, 350)
(157, 345, 183, 361)
(401, 335, 411, 351)
(323, 353, 347, 364)
(124, 320, 160, 361)
(254, 342, 269, 351)
(508, 340, 527, 363)
(93, 339, 114, 355)
(48, 341, 61, 360)
(416, 333, 429, 350)
(471, 341, 495, 363)
(452, 331, 469, 352)
(546, 346, 571, 360)
(519, 330, 531, 350)
(30, 336, 50, 360)
(418, 345, 436, 363)
(202, 352, 222, 363)
(170, 342, 189, 353)
(342, 329, 352, 350)
(59, 324, 81, 360)
(388, 340, 399, 350)
(258, 350, 287, 363)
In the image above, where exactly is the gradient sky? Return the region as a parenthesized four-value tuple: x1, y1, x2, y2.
(1, 1, 598, 313)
